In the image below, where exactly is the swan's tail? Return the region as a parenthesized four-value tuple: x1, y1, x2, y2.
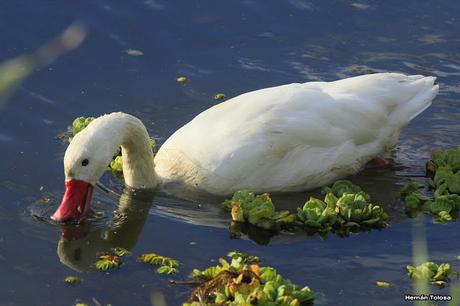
(387, 74, 438, 127)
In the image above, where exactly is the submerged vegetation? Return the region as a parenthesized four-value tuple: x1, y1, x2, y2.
(185, 252, 313, 306)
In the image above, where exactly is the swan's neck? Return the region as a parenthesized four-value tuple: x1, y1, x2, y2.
(98, 113, 157, 189)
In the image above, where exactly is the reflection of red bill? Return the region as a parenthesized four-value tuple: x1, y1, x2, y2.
(51, 179, 93, 222)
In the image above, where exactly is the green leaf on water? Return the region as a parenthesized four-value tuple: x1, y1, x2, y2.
(213, 93, 226, 100)
(64, 276, 81, 284)
(139, 253, 180, 275)
(95, 255, 122, 271)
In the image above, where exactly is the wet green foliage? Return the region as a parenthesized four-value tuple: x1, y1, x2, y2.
(297, 196, 337, 230)
(94, 247, 132, 271)
(138, 253, 180, 275)
(95, 254, 122, 271)
(228, 251, 260, 264)
(322, 180, 366, 199)
(64, 276, 82, 284)
(224, 181, 387, 239)
(407, 262, 456, 287)
(111, 247, 131, 257)
(68, 117, 156, 180)
(223, 191, 296, 231)
(70, 117, 95, 139)
(298, 183, 388, 234)
(186, 252, 313, 305)
(402, 146, 460, 223)
(213, 93, 226, 100)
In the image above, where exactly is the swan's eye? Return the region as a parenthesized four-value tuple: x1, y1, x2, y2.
(81, 159, 89, 166)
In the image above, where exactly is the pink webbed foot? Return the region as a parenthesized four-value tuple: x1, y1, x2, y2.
(365, 155, 390, 168)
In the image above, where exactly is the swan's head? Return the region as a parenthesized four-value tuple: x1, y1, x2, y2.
(52, 120, 121, 222)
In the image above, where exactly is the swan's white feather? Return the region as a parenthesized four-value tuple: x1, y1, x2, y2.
(154, 73, 438, 194)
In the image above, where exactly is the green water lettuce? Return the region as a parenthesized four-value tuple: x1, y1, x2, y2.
(71, 117, 94, 138)
(297, 197, 337, 230)
(223, 191, 296, 231)
(400, 179, 460, 223)
(400, 182, 424, 196)
(225, 180, 388, 239)
(322, 180, 366, 199)
(186, 252, 313, 306)
(228, 251, 260, 264)
(406, 262, 456, 287)
(336, 193, 388, 228)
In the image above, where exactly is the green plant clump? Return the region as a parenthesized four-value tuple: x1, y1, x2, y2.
(185, 252, 313, 306)
(401, 148, 460, 223)
(64, 276, 82, 284)
(297, 180, 387, 232)
(68, 117, 156, 179)
(95, 254, 122, 271)
(406, 262, 456, 287)
(223, 191, 296, 231)
(138, 253, 180, 275)
(426, 147, 460, 195)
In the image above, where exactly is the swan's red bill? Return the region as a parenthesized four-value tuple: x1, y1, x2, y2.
(51, 179, 93, 222)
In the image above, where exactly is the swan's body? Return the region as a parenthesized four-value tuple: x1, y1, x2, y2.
(52, 73, 438, 221)
(154, 73, 438, 194)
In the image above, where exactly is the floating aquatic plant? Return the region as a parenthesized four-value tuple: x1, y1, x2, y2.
(298, 181, 387, 232)
(225, 181, 387, 239)
(406, 262, 457, 287)
(95, 254, 122, 271)
(336, 192, 388, 228)
(67, 117, 156, 179)
(64, 276, 82, 284)
(297, 196, 337, 230)
(111, 247, 132, 257)
(228, 251, 260, 264)
(401, 157, 460, 223)
(375, 281, 390, 288)
(185, 252, 313, 305)
(223, 191, 296, 231)
(138, 253, 180, 275)
(322, 180, 366, 199)
(70, 117, 94, 140)
(213, 93, 226, 100)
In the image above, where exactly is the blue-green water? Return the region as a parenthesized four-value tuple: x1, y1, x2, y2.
(1, 1, 460, 305)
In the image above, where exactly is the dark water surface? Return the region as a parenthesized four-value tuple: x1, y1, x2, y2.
(1, 1, 460, 305)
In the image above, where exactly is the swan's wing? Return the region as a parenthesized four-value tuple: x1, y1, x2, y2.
(156, 73, 437, 193)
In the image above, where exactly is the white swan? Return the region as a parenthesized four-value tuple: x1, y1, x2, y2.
(52, 73, 438, 221)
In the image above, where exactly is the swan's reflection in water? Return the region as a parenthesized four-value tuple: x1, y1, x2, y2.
(57, 162, 413, 271)
(57, 188, 154, 272)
